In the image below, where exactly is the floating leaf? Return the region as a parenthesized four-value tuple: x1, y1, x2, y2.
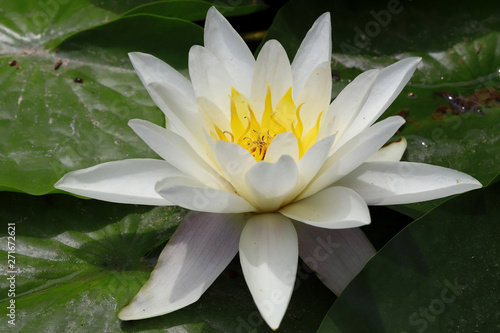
(0, 1, 207, 195)
(317, 183, 500, 333)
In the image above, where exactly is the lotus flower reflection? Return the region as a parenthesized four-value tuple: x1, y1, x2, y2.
(55, 8, 481, 330)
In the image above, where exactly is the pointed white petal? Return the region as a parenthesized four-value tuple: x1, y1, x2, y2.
(129, 52, 195, 101)
(284, 135, 336, 204)
(213, 140, 256, 204)
(239, 213, 298, 330)
(302, 116, 405, 198)
(118, 212, 246, 320)
(156, 176, 255, 213)
(146, 82, 215, 165)
(367, 137, 407, 162)
(55, 159, 180, 205)
(336, 161, 482, 205)
(245, 155, 299, 211)
(293, 223, 375, 295)
(251, 39, 293, 117)
(295, 61, 332, 132)
(204, 7, 255, 95)
(294, 135, 335, 191)
(129, 119, 227, 190)
(291, 12, 331, 97)
(280, 187, 370, 229)
(340, 58, 421, 145)
(265, 132, 299, 163)
(319, 69, 380, 141)
(189, 45, 234, 116)
(197, 96, 231, 133)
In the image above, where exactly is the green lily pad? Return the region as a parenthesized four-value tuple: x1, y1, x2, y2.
(0, 1, 207, 195)
(0, 193, 334, 332)
(317, 183, 500, 333)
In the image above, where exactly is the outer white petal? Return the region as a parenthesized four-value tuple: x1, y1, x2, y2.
(319, 69, 380, 142)
(339, 58, 421, 145)
(129, 119, 228, 190)
(129, 52, 195, 101)
(245, 155, 299, 211)
(118, 212, 246, 320)
(264, 132, 299, 163)
(189, 45, 234, 116)
(302, 116, 405, 198)
(293, 223, 375, 295)
(204, 7, 255, 95)
(336, 161, 482, 205)
(156, 176, 255, 213)
(295, 61, 332, 132)
(280, 187, 370, 229)
(239, 213, 298, 330)
(367, 137, 407, 162)
(291, 12, 331, 98)
(54, 159, 180, 205)
(251, 40, 293, 116)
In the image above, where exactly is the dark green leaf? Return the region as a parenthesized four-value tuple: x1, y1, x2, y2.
(122, 0, 268, 21)
(318, 184, 500, 333)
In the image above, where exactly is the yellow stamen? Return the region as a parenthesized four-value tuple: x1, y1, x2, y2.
(214, 86, 323, 161)
(213, 123, 229, 141)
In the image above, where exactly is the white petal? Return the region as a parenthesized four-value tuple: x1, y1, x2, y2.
(280, 187, 370, 229)
(293, 223, 375, 295)
(302, 116, 405, 198)
(239, 213, 298, 330)
(204, 7, 255, 95)
(340, 58, 421, 145)
(367, 137, 407, 162)
(291, 12, 331, 98)
(146, 81, 208, 146)
(189, 45, 234, 116)
(197, 96, 231, 133)
(297, 135, 335, 185)
(213, 140, 256, 204)
(156, 176, 255, 213)
(319, 69, 380, 141)
(336, 161, 482, 205)
(129, 52, 195, 101)
(118, 212, 246, 320)
(55, 159, 180, 205)
(284, 135, 335, 203)
(264, 132, 299, 163)
(251, 39, 293, 117)
(129, 119, 227, 190)
(245, 155, 299, 211)
(295, 61, 332, 132)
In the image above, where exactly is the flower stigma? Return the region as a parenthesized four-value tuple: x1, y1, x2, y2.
(212, 85, 323, 161)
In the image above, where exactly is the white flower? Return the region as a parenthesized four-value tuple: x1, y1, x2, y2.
(55, 7, 481, 330)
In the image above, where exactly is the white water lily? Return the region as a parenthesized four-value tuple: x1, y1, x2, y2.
(55, 8, 481, 330)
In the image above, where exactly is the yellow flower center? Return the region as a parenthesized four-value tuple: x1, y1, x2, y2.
(212, 86, 323, 161)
